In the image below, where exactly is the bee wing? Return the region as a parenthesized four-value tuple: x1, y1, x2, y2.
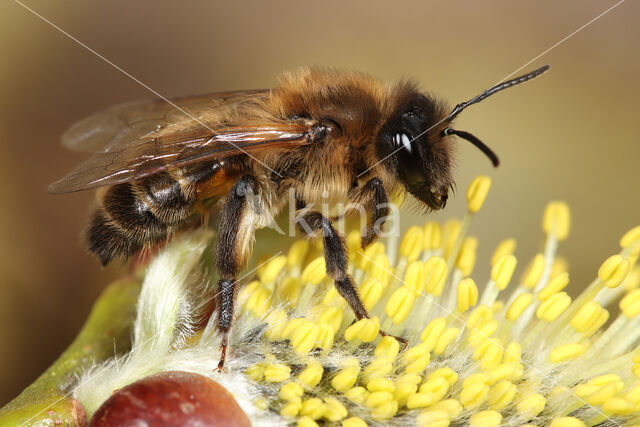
(49, 90, 311, 193)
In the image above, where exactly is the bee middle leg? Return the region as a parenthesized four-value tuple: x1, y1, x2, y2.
(349, 178, 389, 248)
(296, 211, 368, 320)
(214, 175, 260, 372)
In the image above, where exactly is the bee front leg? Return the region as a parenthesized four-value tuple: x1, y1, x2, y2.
(296, 211, 368, 320)
(214, 175, 259, 372)
(350, 178, 389, 248)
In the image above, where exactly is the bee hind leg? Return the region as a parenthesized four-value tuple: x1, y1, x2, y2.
(213, 176, 259, 372)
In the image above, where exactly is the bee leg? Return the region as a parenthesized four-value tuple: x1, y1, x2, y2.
(214, 176, 259, 372)
(350, 178, 389, 248)
(296, 211, 368, 320)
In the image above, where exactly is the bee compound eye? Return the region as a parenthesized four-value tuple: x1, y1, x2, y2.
(394, 133, 413, 153)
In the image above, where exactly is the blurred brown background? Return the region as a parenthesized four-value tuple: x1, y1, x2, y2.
(1, 0, 638, 405)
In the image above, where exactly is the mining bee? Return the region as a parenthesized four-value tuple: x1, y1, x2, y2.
(50, 65, 549, 369)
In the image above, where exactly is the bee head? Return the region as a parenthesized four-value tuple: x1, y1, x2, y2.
(376, 65, 549, 210)
(376, 91, 456, 210)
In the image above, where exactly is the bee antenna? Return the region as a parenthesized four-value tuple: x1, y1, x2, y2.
(445, 65, 550, 122)
(443, 128, 499, 167)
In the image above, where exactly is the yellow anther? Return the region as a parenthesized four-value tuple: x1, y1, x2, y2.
(538, 272, 570, 300)
(386, 286, 416, 324)
(368, 253, 392, 288)
(570, 300, 604, 332)
(506, 292, 533, 320)
(323, 397, 348, 422)
(301, 257, 327, 285)
(503, 342, 522, 363)
(624, 266, 640, 292)
(420, 317, 447, 349)
(491, 254, 517, 290)
(434, 327, 460, 355)
(443, 219, 462, 259)
(625, 383, 640, 403)
(315, 323, 335, 353)
(253, 397, 269, 411)
(621, 225, 640, 249)
(491, 300, 503, 313)
(423, 221, 442, 250)
(517, 393, 546, 419)
(523, 254, 545, 289)
(472, 338, 493, 361)
(404, 261, 426, 294)
(488, 362, 519, 384)
(491, 238, 516, 267)
(367, 378, 395, 393)
(466, 175, 492, 213)
(469, 409, 502, 427)
(488, 380, 516, 411)
(264, 363, 291, 383)
(549, 417, 586, 427)
(358, 241, 385, 271)
(468, 305, 493, 329)
(344, 316, 379, 342)
(300, 397, 326, 420)
(602, 397, 636, 415)
(259, 254, 287, 283)
(280, 381, 304, 401)
(280, 399, 302, 417)
(431, 399, 463, 418)
(346, 230, 362, 262)
(457, 277, 479, 313)
(332, 370, 360, 392)
(462, 373, 491, 388)
(344, 386, 369, 405)
(598, 254, 631, 288)
(370, 400, 398, 421)
(419, 377, 450, 401)
(317, 306, 344, 334)
(244, 363, 265, 382)
(289, 321, 320, 354)
(297, 359, 323, 389)
(621, 289, 640, 318)
(400, 225, 424, 261)
(279, 276, 303, 303)
(543, 201, 571, 240)
(468, 320, 498, 347)
(363, 358, 393, 381)
(264, 308, 289, 341)
(424, 256, 448, 296)
(429, 368, 459, 386)
(341, 417, 367, 427)
(456, 237, 478, 277)
(405, 354, 431, 375)
(322, 287, 345, 307)
(586, 374, 624, 391)
(549, 343, 586, 363)
(366, 391, 394, 408)
(407, 392, 438, 409)
(394, 381, 419, 407)
(536, 292, 571, 322)
(459, 382, 490, 409)
(288, 239, 310, 270)
(297, 416, 319, 427)
(585, 383, 618, 406)
(245, 284, 271, 317)
(359, 278, 384, 311)
(416, 410, 450, 427)
(480, 339, 504, 370)
(375, 336, 400, 360)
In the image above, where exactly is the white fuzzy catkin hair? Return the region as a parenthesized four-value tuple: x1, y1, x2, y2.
(73, 229, 285, 425)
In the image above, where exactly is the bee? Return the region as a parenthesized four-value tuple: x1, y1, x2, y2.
(50, 65, 549, 369)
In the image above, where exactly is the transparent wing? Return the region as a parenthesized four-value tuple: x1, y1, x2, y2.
(49, 91, 311, 193)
